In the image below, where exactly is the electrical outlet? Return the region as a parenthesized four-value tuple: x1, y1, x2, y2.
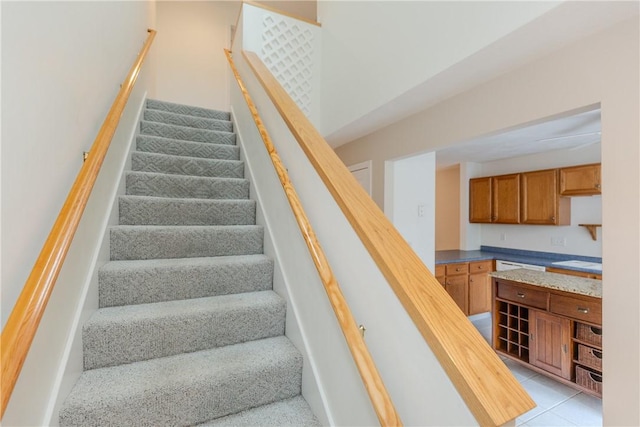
(551, 236, 567, 247)
(417, 205, 425, 217)
(500, 233, 507, 241)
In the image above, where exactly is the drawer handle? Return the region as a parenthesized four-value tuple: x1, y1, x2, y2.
(577, 307, 589, 314)
(517, 292, 526, 298)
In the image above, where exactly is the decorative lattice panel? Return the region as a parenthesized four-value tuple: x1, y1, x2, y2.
(261, 15, 314, 116)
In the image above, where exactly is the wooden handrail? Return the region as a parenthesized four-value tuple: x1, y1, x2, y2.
(224, 49, 401, 426)
(0, 29, 156, 419)
(241, 49, 536, 427)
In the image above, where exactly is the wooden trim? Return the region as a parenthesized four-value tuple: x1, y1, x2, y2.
(242, 1, 321, 27)
(0, 29, 157, 419)
(241, 49, 536, 426)
(225, 49, 401, 426)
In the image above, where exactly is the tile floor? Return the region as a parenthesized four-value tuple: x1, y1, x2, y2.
(471, 313, 602, 426)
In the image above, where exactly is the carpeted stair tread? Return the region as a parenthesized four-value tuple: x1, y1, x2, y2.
(99, 255, 274, 308)
(198, 396, 321, 426)
(119, 196, 256, 226)
(110, 225, 264, 260)
(83, 291, 286, 370)
(146, 98, 231, 121)
(144, 109, 233, 132)
(140, 121, 236, 145)
(58, 336, 302, 427)
(136, 135, 239, 160)
(126, 171, 250, 200)
(131, 151, 244, 179)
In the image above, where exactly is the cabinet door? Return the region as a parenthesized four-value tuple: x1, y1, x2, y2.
(492, 174, 520, 223)
(559, 163, 601, 196)
(469, 260, 493, 315)
(529, 310, 572, 380)
(469, 177, 492, 223)
(446, 275, 468, 315)
(521, 169, 570, 225)
(469, 272, 491, 315)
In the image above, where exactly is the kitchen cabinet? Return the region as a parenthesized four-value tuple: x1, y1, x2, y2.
(468, 260, 493, 315)
(444, 263, 468, 314)
(469, 174, 520, 224)
(469, 177, 492, 223)
(493, 277, 603, 397)
(529, 310, 572, 380)
(560, 163, 601, 196)
(436, 260, 493, 316)
(521, 169, 570, 225)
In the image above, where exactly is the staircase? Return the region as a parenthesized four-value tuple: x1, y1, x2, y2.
(59, 99, 320, 426)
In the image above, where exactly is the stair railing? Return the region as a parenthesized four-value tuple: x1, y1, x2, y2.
(232, 48, 536, 426)
(0, 29, 157, 419)
(225, 49, 402, 426)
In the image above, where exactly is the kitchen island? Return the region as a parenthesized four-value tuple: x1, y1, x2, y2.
(491, 269, 602, 398)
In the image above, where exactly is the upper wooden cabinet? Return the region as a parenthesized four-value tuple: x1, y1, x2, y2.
(469, 177, 492, 223)
(521, 169, 570, 225)
(559, 163, 601, 196)
(492, 174, 520, 224)
(469, 174, 520, 224)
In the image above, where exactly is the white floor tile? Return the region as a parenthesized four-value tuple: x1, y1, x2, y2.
(501, 358, 539, 382)
(550, 393, 602, 426)
(520, 410, 578, 426)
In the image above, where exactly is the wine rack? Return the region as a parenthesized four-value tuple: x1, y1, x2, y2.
(496, 300, 530, 362)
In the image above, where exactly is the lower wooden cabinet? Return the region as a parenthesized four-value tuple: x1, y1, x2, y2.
(493, 277, 603, 397)
(529, 310, 572, 380)
(436, 260, 493, 316)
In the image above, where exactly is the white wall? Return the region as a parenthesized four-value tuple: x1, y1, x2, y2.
(1, 0, 155, 328)
(317, 1, 560, 139)
(335, 17, 639, 425)
(154, 1, 239, 110)
(472, 143, 602, 257)
(387, 152, 436, 271)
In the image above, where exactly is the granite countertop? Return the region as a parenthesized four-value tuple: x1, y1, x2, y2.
(435, 246, 602, 275)
(491, 268, 601, 298)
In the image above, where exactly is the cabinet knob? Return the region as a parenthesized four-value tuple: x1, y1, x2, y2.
(595, 183, 601, 189)
(551, 216, 556, 221)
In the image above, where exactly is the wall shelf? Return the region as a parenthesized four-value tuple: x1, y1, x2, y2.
(579, 224, 601, 241)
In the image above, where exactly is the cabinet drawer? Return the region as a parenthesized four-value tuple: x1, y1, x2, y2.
(497, 282, 548, 309)
(446, 262, 468, 276)
(550, 294, 601, 324)
(469, 260, 493, 274)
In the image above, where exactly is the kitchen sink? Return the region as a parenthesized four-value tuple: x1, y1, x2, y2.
(551, 260, 602, 271)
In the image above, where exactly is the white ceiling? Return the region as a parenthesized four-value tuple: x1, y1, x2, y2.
(435, 108, 601, 169)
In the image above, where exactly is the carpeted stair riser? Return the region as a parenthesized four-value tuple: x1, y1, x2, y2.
(59, 99, 319, 426)
(143, 109, 233, 132)
(131, 152, 244, 179)
(140, 121, 236, 145)
(83, 291, 286, 370)
(110, 225, 264, 260)
(126, 172, 250, 200)
(59, 337, 303, 427)
(98, 255, 274, 308)
(146, 98, 231, 121)
(119, 196, 256, 226)
(198, 396, 320, 426)
(136, 135, 239, 160)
